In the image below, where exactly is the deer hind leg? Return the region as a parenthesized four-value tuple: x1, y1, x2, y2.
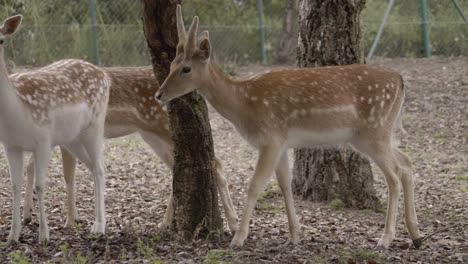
(231, 144, 284, 247)
(393, 147, 421, 247)
(65, 134, 106, 234)
(23, 154, 35, 225)
(214, 158, 239, 233)
(33, 145, 52, 242)
(60, 146, 79, 228)
(275, 152, 300, 244)
(351, 139, 401, 250)
(5, 147, 24, 242)
(139, 132, 175, 230)
(80, 128, 106, 235)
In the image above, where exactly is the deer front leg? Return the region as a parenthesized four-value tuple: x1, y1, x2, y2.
(60, 146, 78, 228)
(214, 158, 238, 233)
(23, 155, 35, 225)
(5, 147, 24, 242)
(230, 144, 283, 247)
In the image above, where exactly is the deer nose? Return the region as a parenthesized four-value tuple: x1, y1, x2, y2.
(155, 92, 163, 101)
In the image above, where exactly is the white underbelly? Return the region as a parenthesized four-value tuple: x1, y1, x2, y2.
(287, 127, 354, 148)
(104, 125, 138, 139)
(50, 104, 94, 145)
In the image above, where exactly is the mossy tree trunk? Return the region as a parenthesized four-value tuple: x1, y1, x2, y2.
(292, 0, 381, 210)
(142, 0, 223, 240)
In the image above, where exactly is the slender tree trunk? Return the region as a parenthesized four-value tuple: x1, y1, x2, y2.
(276, 0, 299, 64)
(293, 0, 381, 210)
(142, 0, 222, 240)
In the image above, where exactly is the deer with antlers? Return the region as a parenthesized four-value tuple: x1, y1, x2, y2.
(155, 5, 422, 250)
(22, 67, 239, 233)
(1, 15, 110, 242)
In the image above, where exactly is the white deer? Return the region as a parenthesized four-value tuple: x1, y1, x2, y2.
(155, 5, 422, 250)
(22, 66, 239, 233)
(0, 15, 110, 242)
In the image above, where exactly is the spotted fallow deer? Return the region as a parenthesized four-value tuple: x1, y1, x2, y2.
(22, 67, 238, 233)
(0, 15, 110, 242)
(155, 5, 422, 250)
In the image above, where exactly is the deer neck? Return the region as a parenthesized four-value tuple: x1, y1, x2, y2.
(0, 49, 23, 128)
(198, 64, 245, 123)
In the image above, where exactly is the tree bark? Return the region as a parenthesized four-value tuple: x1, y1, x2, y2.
(292, 0, 381, 210)
(141, 0, 223, 240)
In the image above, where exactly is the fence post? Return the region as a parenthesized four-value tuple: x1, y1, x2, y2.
(256, 0, 267, 64)
(90, 0, 101, 65)
(420, 0, 431, 58)
(451, 0, 468, 24)
(367, 0, 395, 61)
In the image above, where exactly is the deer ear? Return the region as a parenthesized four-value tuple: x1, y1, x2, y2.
(1, 15, 22, 36)
(198, 30, 209, 42)
(198, 37, 211, 61)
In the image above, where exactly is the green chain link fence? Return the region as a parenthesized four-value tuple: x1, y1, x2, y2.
(1, 0, 467, 68)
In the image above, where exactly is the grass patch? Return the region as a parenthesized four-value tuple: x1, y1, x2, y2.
(434, 132, 449, 143)
(257, 188, 281, 202)
(361, 209, 375, 214)
(456, 175, 468, 181)
(327, 198, 345, 210)
(313, 256, 329, 264)
(205, 229, 223, 241)
(9, 250, 30, 264)
(136, 238, 162, 263)
(203, 249, 233, 264)
(458, 185, 468, 192)
(256, 204, 284, 214)
(59, 242, 88, 264)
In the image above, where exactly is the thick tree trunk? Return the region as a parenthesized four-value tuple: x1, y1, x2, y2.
(142, 0, 222, 240)
(292, 0, 381, 210)
(276, 0, 299, 64)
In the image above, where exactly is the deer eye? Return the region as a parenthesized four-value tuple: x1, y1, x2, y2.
(181, 66, 191, 74)
(0, 39, 4, 45)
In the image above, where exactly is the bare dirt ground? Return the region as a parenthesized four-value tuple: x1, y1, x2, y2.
(0, 57, 467, 263)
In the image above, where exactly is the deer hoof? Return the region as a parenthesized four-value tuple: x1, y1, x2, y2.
(412, 238, 423, 249)
(374, 245, 387, 253)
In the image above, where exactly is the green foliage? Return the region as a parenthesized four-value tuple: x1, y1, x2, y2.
(203, 249, 233, 264)
(257, 188, 281, 202)
(1, 0, 467, 67)
(205, 228, 223, 241)
(327, 198, 345, 210)
(456, 175, 468, 181)
(59, 242, 70, 262)
(363, 0, 468, 57)
(313, 256, 329, 264)
(8, 250, 29, 264)
(136, 238, 162, 263)
(434, 132, 449, 143)
(119, 248, 128, 261)
(73, 253, 88, 264)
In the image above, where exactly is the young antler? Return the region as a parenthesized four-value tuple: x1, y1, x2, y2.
(155, 5, 421, 250)
(1, 15, 110, 242)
